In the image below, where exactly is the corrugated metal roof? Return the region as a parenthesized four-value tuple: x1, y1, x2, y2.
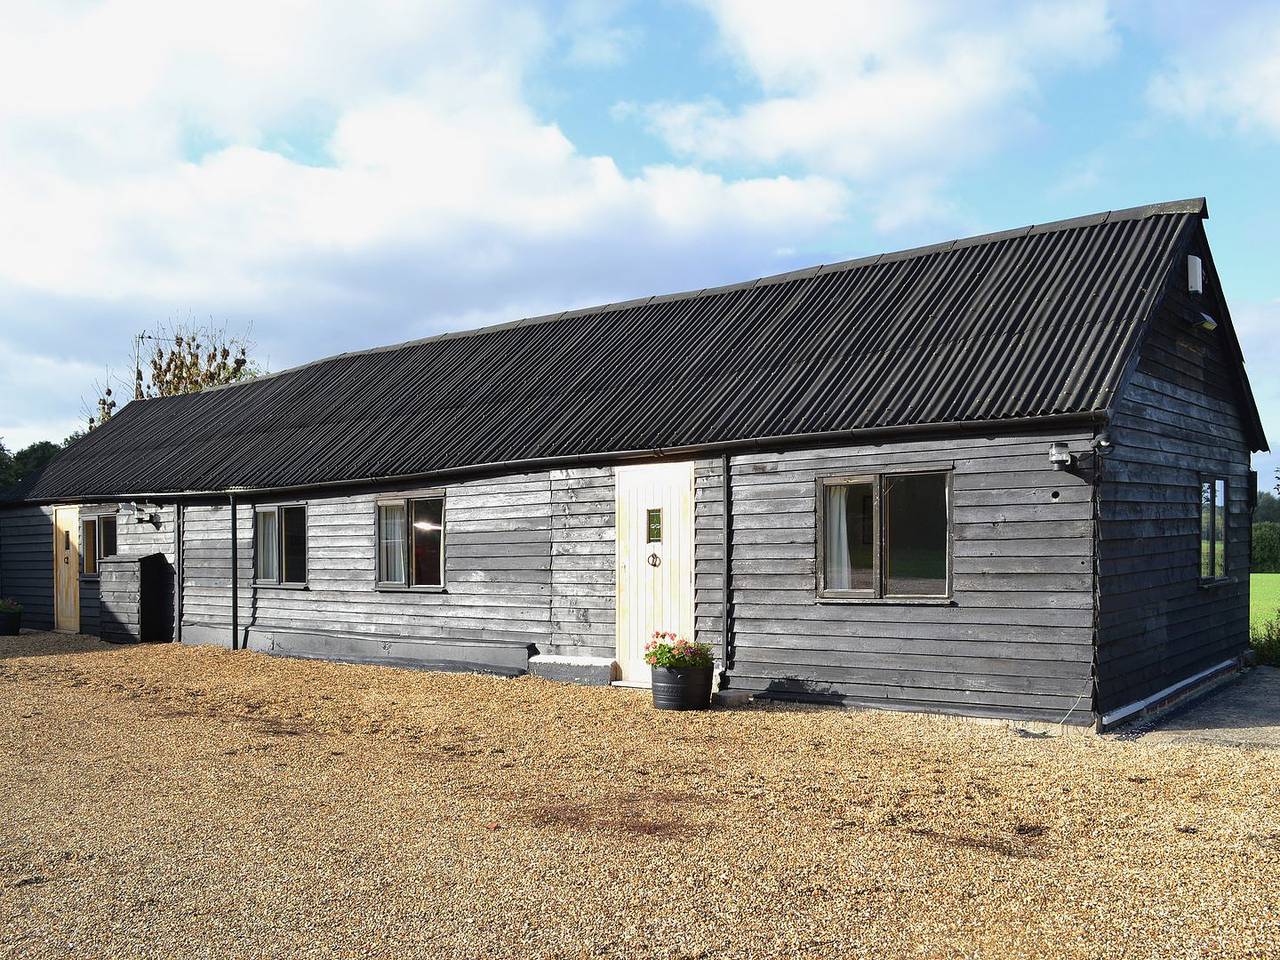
(24, 198, 1214, 499)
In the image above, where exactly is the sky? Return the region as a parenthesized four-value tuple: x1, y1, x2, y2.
(0, 0, 1277, 484)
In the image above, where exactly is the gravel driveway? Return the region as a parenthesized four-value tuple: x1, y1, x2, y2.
(2, 632, 1278, 959)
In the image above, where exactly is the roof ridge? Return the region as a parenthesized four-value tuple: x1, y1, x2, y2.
(167, 196, 1206, 400)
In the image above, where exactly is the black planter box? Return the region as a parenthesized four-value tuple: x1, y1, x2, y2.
(651, 665, 713, 711)
(0, 611, 20, 636)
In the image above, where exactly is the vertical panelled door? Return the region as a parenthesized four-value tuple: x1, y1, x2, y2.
(52, 506, 80, 633)
(614, 462, 695, 684)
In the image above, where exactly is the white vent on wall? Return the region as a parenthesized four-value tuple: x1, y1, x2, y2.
(1188, 255, 1203, 294)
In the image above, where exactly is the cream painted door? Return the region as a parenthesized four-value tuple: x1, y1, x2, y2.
(615, 462, 695, 684)
(53, 506, 80, 633)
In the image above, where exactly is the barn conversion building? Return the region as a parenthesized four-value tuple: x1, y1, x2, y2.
(0, 197, 1267, 729)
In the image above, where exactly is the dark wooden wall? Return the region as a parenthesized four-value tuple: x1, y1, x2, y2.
(177, 467, 617, 668)
(697, 433, 1098, 725)
(1097, 273, 1253, 714)
(0, 505, 54, 630)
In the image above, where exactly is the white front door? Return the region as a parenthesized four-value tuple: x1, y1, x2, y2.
(615, 461, 695, 684)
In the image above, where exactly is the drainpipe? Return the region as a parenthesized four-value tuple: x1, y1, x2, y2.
(720, 453, 733, 684)
(173, 502, 183, 644)
(229, 493, 238, 651)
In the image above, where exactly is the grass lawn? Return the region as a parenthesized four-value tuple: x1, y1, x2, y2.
(2, 633, 1278, 959)
(1252, 572, 1280, 632)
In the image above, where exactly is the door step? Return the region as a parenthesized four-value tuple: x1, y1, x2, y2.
(610, 679, 652, 690)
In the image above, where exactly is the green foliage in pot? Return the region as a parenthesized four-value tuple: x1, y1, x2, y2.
(644, 631, 713, 669)
(0, 598, 22, 614)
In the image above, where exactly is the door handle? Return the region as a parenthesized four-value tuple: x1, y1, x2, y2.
(647, 553, 661, 567)
(62, 556, 69, 564)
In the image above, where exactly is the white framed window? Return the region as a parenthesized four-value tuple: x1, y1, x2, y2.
(817, 471, 951, 600)
(376, 494, 445, 589)
(80, 514, 118, 577)
(255, 504, 307, 585)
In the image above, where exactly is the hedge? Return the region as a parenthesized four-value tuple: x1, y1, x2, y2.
(1254, 522, 1280, 573)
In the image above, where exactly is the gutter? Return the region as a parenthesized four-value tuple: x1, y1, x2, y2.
(18, 410, 1109, 506)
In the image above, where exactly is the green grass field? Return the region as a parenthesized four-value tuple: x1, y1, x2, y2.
(1252, 573, 1280, 632)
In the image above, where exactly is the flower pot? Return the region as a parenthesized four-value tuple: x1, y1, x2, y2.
(0, 611, 20, 637)
(651, 665, 713, 711)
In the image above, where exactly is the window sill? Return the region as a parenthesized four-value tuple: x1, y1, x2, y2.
(817, 596, 955, 606)
(375, 584, 447, 594)
(252, 581, 309, 591)
(1198, 577, 1236, 590)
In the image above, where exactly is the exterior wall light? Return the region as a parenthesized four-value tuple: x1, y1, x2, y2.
(1048, 442, 1074, 471)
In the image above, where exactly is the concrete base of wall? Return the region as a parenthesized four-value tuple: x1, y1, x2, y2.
(179, 621, 536, 677)
(529, 654, 616, 685)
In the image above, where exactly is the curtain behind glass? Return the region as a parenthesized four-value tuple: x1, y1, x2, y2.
(823, 483, 874, 593)
(81, 519, 97, 575)
(255, 510, 278, 581)
(378, 502, 407, 584)
(824, 486, 851, 590)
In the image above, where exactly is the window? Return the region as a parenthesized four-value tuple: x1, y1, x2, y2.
(80, 514, 118, 577)
(1199, 477, 1228, 581)
(255, 504, 307, 585)
(376, 495, 445, 589)
(818, 471, 950, 600)
(646, 508, 662, 543)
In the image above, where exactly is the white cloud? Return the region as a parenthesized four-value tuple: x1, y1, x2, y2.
(647, 0, 1116, 183)
(0, 0, 852, 443)
(1232, 300, 1280, 484)
(1147, 8, 1280, 137)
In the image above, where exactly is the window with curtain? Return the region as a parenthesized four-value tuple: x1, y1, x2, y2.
(81, 517, 98, 576)
(254, 505, 307, 585)
(79, 514, 119, 577)
(255, 509, 279, 582)
(376, 494, 445, 588)
(1199, 477, 1228, 581)
(818, 471, 950, 599)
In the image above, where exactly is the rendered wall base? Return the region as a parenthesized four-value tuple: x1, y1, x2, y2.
(249, 626, 533, 677)
(179, 621, 536, 677)
(528, 654, 617, 685)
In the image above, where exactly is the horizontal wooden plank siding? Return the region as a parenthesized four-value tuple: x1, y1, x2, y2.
(176, 469, 618, 663)
(1097, 278, 1253, 714)
(549, 467, 615, 658)
(711, 432, 1097, 724)
(0, 505, 54, 631)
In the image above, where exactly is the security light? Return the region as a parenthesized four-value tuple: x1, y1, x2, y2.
(1048, 442, 1074, 471)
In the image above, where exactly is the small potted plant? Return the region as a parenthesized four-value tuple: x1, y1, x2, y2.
(0, 598, 22, 636)
(645, 630, 714, 711)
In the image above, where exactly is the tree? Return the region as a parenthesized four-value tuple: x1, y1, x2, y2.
(0, 439, 13, 490)
(1256, 491, 1280, 524)
(88, 320, 261, 430)
(0, 436, 77, 491)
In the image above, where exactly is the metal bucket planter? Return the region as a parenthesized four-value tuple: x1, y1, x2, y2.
(0, 611, 20, 636)
(651, 665, 713, 711)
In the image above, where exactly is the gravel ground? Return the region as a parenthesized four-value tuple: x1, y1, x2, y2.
(1, 633, 1278, 959)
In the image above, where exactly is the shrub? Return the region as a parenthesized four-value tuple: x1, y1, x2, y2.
(0, 598, 21, 614)
(1252, 614, 1280, 667)
(644, 631, 714, 669)
(1254, 522, 1280, 573)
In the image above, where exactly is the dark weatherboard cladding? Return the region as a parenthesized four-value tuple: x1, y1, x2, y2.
(22, 198, 1238, 500)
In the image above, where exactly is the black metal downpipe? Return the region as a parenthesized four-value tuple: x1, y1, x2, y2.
(229, 493, 238, 650)
(720, 453, 733, 684)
